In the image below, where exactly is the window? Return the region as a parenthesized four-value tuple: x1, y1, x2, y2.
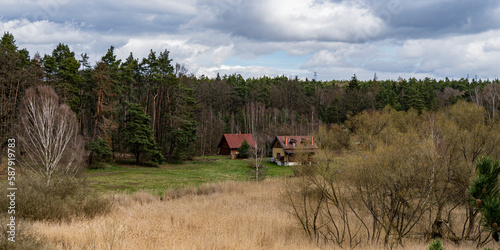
(277, 153, 281, 159)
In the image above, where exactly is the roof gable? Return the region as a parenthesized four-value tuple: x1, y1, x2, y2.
(272, 136, 318, 153)
(218, 134, 256, 149)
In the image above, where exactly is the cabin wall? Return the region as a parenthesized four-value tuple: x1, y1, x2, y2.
(219, 140, 231, 155)
(230, 149, 238, 159)
(272, 147, 285, 160)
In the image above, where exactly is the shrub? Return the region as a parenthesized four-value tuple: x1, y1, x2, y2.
(0, 217, 50, 250)
(291, 164, 317, 177)
(88, 137, 113, 165)
(428, 238, 444, 250)
(0, 173, 112, 221)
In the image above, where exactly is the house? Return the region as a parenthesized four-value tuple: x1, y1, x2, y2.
(217, 133, 256, 159)
(271, 136, 318, 166)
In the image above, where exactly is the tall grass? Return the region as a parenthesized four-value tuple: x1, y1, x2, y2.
(32, 180, 313, 249)
(0, 218, 50, 250)
(31, 179, 487, 249)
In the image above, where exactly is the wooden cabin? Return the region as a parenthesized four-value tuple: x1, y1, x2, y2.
(217, 133, 256, 159)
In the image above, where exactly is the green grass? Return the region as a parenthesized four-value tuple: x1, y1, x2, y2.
(85, 156, 293, 194)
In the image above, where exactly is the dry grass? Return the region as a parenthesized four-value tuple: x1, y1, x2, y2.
(31, 179, 494, 249)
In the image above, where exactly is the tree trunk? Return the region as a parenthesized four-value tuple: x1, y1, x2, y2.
(88, 150, 94, 165)
(168, 143, 175, 162)
(465, 208, 477, 239)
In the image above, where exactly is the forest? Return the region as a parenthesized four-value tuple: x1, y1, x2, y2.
(4, 31, 500, 248)
(1, 32, 499, 165)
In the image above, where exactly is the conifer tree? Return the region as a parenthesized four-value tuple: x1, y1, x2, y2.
(43, 43, 83, 115)
(238, 139, 251, 159)
(469, 157, 500, 242)
(123, 102, 164, 164)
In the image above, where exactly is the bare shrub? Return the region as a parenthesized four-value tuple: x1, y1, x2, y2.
(17, 85, 84, 186)
(283, 163, 367, 248)
(284, 102, 500, 248)
(313, 123, 350, 151)
(0, 173, 111, 221)
(348, 134, 437, 246)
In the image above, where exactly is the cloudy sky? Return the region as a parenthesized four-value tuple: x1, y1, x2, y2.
(2, 0, 500, 81)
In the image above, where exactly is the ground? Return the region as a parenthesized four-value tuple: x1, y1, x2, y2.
(85, 156, 293, 194)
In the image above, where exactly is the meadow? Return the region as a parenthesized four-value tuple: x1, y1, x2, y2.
(85, 156, 293, 193)
(2, 155, 497, 249)
(30, 178, 485, 250)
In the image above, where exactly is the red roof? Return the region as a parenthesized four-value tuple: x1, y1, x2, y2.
(272, 136, 318, 153)
(218, 134, 256, 149)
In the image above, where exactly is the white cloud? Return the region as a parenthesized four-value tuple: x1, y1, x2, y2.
(297, 29, 500, 80)
(196, 64, 309, 80)
(188, 0, 386, 42)
(396, 30, 500, 77)
(261, 0, 386, 41)
(113, 33, 236, 75)
(0, 19, 89, 44)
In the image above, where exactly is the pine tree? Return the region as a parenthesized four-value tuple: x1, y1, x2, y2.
(347, 74, 360, 91)
(43, 43, 83, 115)
(0, 32, 41, 165)
(469, 157, 500, 242)
(238, 140, 251, 159)
(123, 102, 164, 164)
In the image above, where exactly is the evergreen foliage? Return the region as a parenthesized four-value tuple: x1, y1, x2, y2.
(88, 137, 113, 163)
(123, 102, 165, 164)
(428, 238, 444, 250)
(2, 32, 500, 161)
(469, 157, 500, 242)
(238, 140, 251, 159)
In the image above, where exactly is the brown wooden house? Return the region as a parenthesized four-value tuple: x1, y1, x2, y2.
(217, 133, 256, 159)
(271, 136, 318, 166)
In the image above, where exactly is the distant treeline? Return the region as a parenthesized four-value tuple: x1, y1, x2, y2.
(1, 32, 499, 162)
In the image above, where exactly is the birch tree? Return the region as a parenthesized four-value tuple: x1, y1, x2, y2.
(18, 85, 84, 186)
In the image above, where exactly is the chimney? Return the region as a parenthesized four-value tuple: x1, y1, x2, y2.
(285, 137, 287, 146)
(311, 136, 314, 145)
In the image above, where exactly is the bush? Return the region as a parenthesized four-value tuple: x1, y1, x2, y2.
(291, 164, 317, 177)
(88, 137, 113, 165)
(0, 173, 112, 221)
(428, 238, 444, 250)
(0, 217, 50, 250)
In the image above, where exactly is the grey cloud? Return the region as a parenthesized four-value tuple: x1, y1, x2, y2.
(367, 0, 500, 39)
(3, 0, 195, 35)
(3, 0, 500, 81)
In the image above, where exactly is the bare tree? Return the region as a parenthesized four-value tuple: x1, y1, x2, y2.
(18, 85, 84, 186)
(482, 83, 500, 121)
(251, 136, 265, 182)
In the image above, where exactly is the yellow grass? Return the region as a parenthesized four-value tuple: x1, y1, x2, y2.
(32, 179, 493, 249)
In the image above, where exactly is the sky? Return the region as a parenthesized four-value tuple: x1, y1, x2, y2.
(2, 0, 500, 81)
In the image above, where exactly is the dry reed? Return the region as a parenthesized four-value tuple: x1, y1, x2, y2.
(31, 179, 493, 249)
